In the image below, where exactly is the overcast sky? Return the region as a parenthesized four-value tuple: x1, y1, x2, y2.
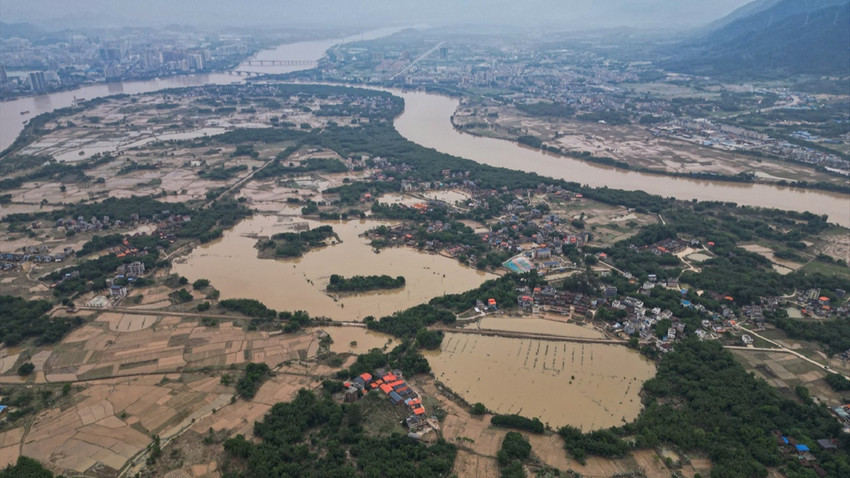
(0, 0, 754, 30)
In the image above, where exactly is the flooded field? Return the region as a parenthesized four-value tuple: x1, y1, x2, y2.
(425, 333, 655, 429)
(467, 317, 605, 338)
(321, 327, 396, 354)
(173, 215, 494, 320)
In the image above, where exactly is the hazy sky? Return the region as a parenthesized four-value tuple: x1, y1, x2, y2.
(0, 0, 754, 30)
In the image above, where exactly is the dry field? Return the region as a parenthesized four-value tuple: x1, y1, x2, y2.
(0, 311, 324, 477)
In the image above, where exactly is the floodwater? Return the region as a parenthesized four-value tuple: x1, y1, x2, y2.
(321, 327, 396, 354)
(467, 317, 605, 338)
(425, 333, 656, 429)
(172, 215, 494, 320)
(392, 90, 850, 227)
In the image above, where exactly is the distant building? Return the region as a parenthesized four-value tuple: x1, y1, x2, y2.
(0, 65, 7, 83)
(118, 261, 145, 277)
(28, 71, 46, 92)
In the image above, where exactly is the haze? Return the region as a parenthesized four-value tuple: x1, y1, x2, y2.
(1, 0, 752, 30)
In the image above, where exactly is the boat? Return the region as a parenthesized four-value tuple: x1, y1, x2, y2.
(20, 110, 29, 115)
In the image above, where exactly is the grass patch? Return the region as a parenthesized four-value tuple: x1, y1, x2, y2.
(359, 392, 409, 436)
(799, 260, 850, 279)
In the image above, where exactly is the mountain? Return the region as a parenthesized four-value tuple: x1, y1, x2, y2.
(0, 22, 42, 40)
(662, 0, 850, 78)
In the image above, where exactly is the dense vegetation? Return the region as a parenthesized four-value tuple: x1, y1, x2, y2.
(235, 362, 272, 400)
(42, 249, 161, 297)
(769, 312, 850, 355)
(177, 200, 251, 243)
(327, 274, 405, 293)
(561, 339, 849, 477)
(337, 341, 432, 379)
(825, 373, 850, 392)
(0, 456, 54, 478)
(223, 389, 456, 477)
(498, 431, 532, 478)
(257, 225, 335, 258)
(490, 414, 545, 434)
(364, 304, 455, 339)
(3, 196, 190, 227)
(219, 298, 277, 319)
(0, 296, 84, 346)
(78, 233, 125, 256)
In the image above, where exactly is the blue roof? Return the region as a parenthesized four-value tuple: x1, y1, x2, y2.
(796, 444, 810, 452)
(781, 437, 789, 444)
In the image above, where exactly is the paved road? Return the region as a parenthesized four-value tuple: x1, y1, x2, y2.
(390, 41, 446, 80)
(730, 326, 850, 381)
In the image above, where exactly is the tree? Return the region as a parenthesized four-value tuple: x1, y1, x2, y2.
(472, 402, 487, 415)
(193, 278, 210, 290)
(498, 431, 532, 466)
(17, 362, 35, 376)
(0, 456, 54, 478)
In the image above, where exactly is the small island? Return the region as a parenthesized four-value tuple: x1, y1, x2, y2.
(256, 225, 337, 258)
(326, 274, 406, 293)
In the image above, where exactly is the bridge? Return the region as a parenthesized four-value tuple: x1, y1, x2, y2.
(242, 59, 318, 67)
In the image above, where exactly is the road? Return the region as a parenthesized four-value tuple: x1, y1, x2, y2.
(729, 326, 850, 381)
(75, 306, 368, 328)
(390, 41, 446, 80)
(434, 325, 633, 345)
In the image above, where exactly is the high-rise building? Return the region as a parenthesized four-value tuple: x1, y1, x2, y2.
(440, 47, 448, 60)
(0, 65, 7, 83)
(28, 71, 46, 92)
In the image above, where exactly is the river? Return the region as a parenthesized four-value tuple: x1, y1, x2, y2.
(1, 32, 848, 226)
(392, 90, 850, 227)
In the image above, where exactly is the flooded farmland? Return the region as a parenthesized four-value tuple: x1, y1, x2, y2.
(173, 215, 494, 321)
(322, 327, 396, 354)
(425, 333, 656, 429)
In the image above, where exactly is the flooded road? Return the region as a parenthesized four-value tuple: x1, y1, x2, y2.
(172, 215, 494, 321)
(425, 333, 656, 429)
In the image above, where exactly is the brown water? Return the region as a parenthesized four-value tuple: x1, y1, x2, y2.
(172, 215, 494, 320)
(3, 65, 847, 225)
(321, 327, 396, 354)
(0, 28, 401, 151)
(425, 333, 656, 429)
(392, 90, 850, 227)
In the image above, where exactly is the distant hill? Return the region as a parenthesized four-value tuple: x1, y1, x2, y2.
(662, 0, 850, 78)
(0, 22, 42, 40)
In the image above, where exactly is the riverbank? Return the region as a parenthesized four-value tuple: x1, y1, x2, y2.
(449, 111, 850, 196)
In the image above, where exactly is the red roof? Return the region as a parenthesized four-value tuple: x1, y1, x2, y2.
(387, 380, 404, 388)
(488, 298, 496, 305)
(379, 384, 393, 394)
(413, 407, 426, 415)
(359, 373, 372, 382)
(383, 374, 397, 382)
